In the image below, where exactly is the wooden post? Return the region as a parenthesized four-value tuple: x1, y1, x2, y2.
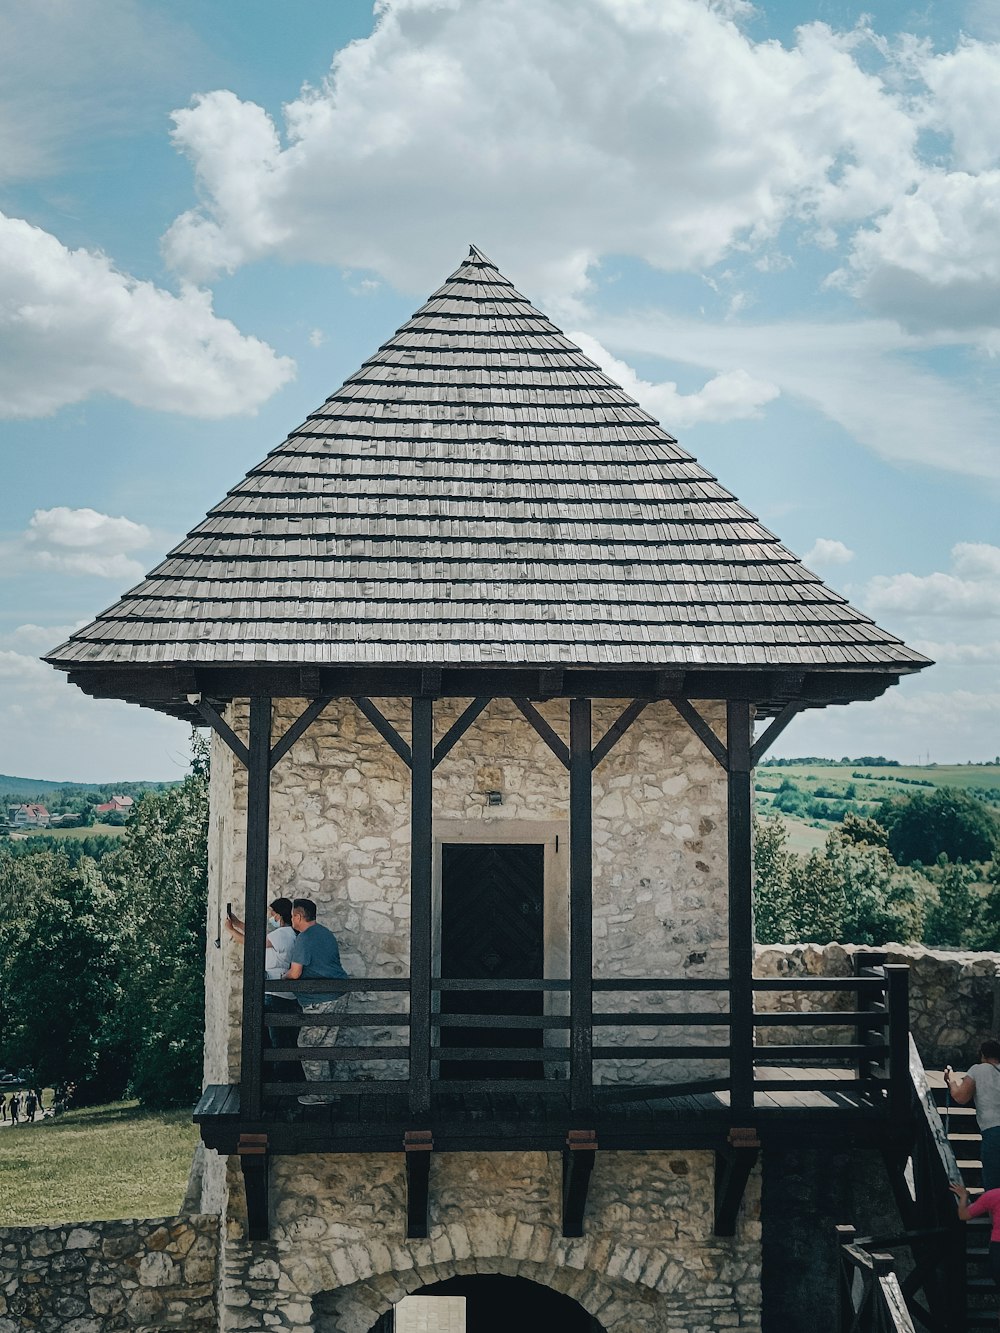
(885, 964, 910, 1124)
(409, 697, 434, 1116)
(240, 695, 272, 1121)
(569, 698, 594, 1113)
(727, 700, 754, 1115)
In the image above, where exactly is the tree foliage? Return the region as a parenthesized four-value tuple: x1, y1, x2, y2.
(876, 788, 1000, 865)
(0, 735, 208, 1108)
(754, 818, 934, 946)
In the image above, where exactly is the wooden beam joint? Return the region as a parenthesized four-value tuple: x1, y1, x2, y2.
(714, 1127, 760, 1236)
(404, 1130, 433, 1238)
(562, 1130, 598, 1237)
(238, 1133, 270, 1241)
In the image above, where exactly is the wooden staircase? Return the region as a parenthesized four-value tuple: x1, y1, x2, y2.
(928, 1072, 997, 1330)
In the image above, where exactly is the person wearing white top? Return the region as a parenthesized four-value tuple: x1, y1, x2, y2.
(945, 1038, 1000, 1191)
(226, 897, 302, 1080)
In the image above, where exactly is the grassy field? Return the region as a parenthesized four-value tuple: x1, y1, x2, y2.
(7, 823, 124, 840)
(755, 762, 1000, 849)
(0, 1101, 198, 1227)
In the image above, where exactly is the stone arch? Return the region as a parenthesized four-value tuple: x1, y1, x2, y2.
(312, 1254, 666, 1333)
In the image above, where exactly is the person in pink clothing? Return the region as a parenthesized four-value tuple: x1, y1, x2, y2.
(952, 1181, 1000, 1323)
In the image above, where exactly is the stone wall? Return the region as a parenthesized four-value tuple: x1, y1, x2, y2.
(216, 1149, 761, 1333)
(0, 1214, 219, 1332)
(206, 696, 733, 1091)
(754, 942, 1000, 1066)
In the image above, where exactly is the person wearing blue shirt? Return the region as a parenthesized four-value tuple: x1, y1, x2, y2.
(285, 898, 349, 1105)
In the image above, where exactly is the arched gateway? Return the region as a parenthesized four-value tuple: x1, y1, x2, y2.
(47, 247, 928, 1332)
(337, 1273, 606, 1331)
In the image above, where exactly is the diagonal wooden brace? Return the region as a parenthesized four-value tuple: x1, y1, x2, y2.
(562, 1129, 598, 1237)
(714, 1127, 760, 1236)
(404, 1130, 433, 1239)
(238, 1133, 270, 1242)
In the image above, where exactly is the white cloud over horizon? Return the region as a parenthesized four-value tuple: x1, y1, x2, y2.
(804, 538, 855, 567)
(0, 213, 295, 420)
(157, 0, 1000, 353)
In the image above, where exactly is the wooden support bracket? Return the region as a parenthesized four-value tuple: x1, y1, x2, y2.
(714, 1127, 760, 1236)
(404, 1130, 433, 1239)
(238, 1133, 270, 1242)
(562, 1129, 598, 1237)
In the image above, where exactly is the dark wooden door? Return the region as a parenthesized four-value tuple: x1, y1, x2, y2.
(440, 843, 545, 1079)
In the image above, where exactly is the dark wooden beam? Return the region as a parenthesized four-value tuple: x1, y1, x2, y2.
(63, 663, 909, 713)
(238, 1133, 269, 1241)
(539, 667, 564, 697)
(591, 698, 650, 769)
(195, 700, 250, 768)
(409, 698, 433, 1117)
(352, 697, 412, 768)
(240, 697, 271, 1122)
(432, 697, 492, 769)
(404, 1130, 433, 1238)
(420, 667, 442, 697)
(569, 698, 594, 1113)
(269, 696, 333, 770)
(750, 701, 801, 767)
(562, 1130, 598, 1237)
(670, 698, 728, 770)
(511, 697, 570, 769)
(714, 1127, 760, 1236)
(727, 700, 754, 1116)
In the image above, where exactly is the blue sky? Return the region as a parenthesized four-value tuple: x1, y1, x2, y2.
(1, 0, 998, 781)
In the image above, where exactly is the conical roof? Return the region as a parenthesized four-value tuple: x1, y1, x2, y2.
(47, 246, 929, 709)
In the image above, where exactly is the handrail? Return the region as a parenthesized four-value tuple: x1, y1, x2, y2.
(837, 1227, 917, 1332)
(909, 1034, 963, 1189)
(254, 969, 909, 1106)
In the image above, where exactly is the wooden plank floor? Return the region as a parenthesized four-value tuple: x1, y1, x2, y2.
(196, 1066, 894, 1156)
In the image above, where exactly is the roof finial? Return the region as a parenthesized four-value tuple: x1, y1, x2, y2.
(467, 243, 493, 265)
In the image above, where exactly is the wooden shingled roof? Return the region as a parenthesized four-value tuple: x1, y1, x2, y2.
(46, 246, 929, 716)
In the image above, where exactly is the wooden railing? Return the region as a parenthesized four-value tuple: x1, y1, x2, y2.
(256, 966, 910, 1116)
(836, 1227, 917, 1332)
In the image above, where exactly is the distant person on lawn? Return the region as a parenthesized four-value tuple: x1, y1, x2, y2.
(284, 898, 349, 1106)
(0, 1092, 6, 1122)
(24, 1091, 36, 1122)
(946, 1039, 1000, 1191)
(8, 1093, 19, 1125)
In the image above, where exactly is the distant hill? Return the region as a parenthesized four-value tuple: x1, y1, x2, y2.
(0, 774, 172, 801)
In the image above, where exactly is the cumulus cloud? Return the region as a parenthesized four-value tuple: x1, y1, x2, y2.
(3, 506, 157, 580)
(590, 310, 1000, 481)
(160, 0, 921, 303)
(0, 212, 295, 419)
(571, 333, 778, 429)
(804, 538, 855, 567)
(864, 543, 1000, 618)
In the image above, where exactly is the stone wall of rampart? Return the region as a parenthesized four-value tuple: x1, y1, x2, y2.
(0, 1214, 218, 1332)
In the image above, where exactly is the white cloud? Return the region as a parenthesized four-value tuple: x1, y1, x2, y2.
(770, 684, 1000, 764)
(589, 310, 1000, 481)
(804, 538, 855, 567)
(160, 0, 921, 303)
(0, 0, 207, 185)
(2, 506, 156, 580)
(864, 543, 1000, 618)
(0, 648, 188, 780)
(27, 507, 151, 553)
(571, 332, 778, 428)
(912, 640, 1000, 663)
(0, 212, 295, 419)
(3, 624, 79, 652)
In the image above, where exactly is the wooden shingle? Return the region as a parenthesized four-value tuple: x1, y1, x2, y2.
(46, 245, 929, 699)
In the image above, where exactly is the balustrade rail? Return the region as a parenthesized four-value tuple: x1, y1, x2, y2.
(837, 1227, 917, 1333)
(252, 964, 909, 1116)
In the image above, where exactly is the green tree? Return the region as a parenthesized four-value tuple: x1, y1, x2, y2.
(876, 788, 1000, 865)
(754, 818, 933, 945)
(0, 851, 131, 1100)
(101, 734, 209, 1107)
